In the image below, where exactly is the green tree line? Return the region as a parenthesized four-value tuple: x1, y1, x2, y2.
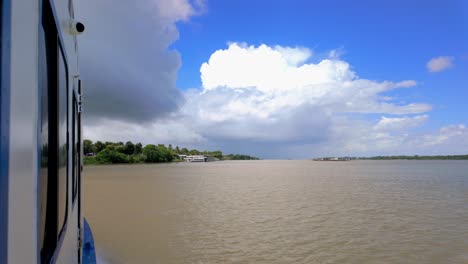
(223, 154, 260, 160)
(83, 140, 259, 165)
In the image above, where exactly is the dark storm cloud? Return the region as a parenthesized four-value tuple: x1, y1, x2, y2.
(76, 0, 191, 123)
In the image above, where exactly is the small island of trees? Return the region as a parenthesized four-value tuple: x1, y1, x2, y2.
(83, 140, 259, 165)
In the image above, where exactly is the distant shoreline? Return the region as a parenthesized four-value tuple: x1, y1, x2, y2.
(83, 159, 263, 166)
(313, 155, 468, 161)
(83, 140, 259, 165)
(83, 157, 468, 166)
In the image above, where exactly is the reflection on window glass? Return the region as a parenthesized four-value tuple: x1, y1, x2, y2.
(39, 26, 49, 253)
(58, 49, 67, 234)
(73, 97, 79, 202)
(39, 4, 59, 261)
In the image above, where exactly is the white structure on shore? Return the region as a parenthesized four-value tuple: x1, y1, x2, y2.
(184, 155, 207, 162)
(178, 155, 220, 162)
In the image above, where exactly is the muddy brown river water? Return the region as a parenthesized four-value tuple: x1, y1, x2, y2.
(84, 160, 468, 264)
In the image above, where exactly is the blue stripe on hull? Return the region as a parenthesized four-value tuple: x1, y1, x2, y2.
(83, 218, 96, 264)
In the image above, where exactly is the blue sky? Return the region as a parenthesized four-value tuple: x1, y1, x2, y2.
(79, 0, 468, 158)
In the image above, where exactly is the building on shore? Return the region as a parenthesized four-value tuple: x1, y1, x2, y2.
(178, 155, 220, 162)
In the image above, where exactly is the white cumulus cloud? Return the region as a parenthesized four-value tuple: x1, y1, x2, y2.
(374, 115, 428, 131)
(197, 43, 429, 119)
(418, 124, 468, 147)
(174, 43, 439, 157)
(200, 43, 355, 93)
(426, 56, 454, 73)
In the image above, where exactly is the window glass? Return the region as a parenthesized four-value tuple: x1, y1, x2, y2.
(40, 7, 58, 259)
(39, 26, 49, 254)
(72, 95, 79, 202)
(57, 49, 67, 234)
(39, 1, 69, 261)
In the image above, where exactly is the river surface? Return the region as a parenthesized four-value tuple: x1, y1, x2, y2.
(84, 160, 468, 264)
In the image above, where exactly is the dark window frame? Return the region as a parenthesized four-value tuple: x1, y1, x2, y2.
(72, 92, 79, 204)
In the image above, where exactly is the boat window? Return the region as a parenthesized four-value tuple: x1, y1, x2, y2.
(39, 0, 69, 262)
(57, 47, 68, 236)
(39, 3, 57, 261)
(39, 25, 50, 260)
(72, 94, 79, 203)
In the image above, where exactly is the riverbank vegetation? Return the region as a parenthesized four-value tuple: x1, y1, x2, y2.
(83, 140, 259, 165)
(223, 154, 260, 160)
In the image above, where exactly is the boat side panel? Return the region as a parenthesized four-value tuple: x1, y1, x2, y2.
(50, 0, 79, 76)
(7, 0, 40, 263)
